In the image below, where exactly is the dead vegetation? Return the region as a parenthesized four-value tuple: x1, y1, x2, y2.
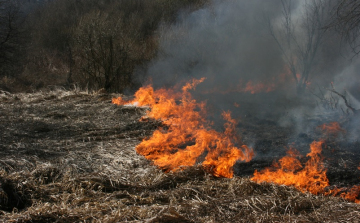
(0, 89, 360, 222)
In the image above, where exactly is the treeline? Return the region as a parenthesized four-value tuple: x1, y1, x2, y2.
(0, 0, 208, 92)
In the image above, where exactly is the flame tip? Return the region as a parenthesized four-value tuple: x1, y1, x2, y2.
(114, 78, 252, 178)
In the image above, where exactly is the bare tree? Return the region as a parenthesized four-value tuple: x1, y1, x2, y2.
(15, 0, 208, 92)
(0, 0, 25, 77)
(72, 10, 144, 92)
(331, 0, 360, 54)
(270, 0, 332, 94)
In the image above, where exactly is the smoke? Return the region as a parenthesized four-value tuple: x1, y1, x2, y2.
(149, 0, 284, 88)
(143, 0, 359, 141)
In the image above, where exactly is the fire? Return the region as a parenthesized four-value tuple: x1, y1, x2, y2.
(251, 139, 360, 203)
(112, 78, 254, 178)
(243, 80, 275, 94)
(318, 122, 346, 138)
(251, 140, 329, 195)
(329, 164, 360, 203)
(201, 79, 276, 95)
(112, 85, 155, 106)
(200, 67, 297, 95)
(200, 65, 314, 95)
(113, 79, 359, 201)
(327, 186, 360, 204)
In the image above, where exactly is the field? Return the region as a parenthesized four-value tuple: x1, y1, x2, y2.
(0, 89, 360, 222)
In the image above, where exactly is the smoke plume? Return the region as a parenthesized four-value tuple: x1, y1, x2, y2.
(143, 0, 359, 140)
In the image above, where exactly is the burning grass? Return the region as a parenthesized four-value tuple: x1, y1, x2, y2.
(252, 139, 360, 203)
(112, 79, 360, 203)
(252, 140, 329, 195)
(112, 78, 254, 178)
(0, 88, 360, 222)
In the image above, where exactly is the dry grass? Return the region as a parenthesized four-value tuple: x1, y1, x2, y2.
(0, 89, 359, 222)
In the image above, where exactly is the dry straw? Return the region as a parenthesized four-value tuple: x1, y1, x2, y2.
(0, 89, 359, 222)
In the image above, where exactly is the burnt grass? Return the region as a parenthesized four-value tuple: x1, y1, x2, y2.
(0, 89, 360, 222)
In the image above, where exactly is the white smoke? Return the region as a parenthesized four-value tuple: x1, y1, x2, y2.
(144, 0, 359, 141)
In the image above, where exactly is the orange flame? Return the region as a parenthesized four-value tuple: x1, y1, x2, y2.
(200, 66, 307, 95)
(243, 80, 275, 94)
(252, 139, 360, 203)
(318, 122, 346, 138)
(112, 78, 254, 178)
(201, 79, 276, 95)
(113, 82, 359, 201)
(112, 86, 155, 106)
(330, 164, 360, 203)
(251, 140, 328, 195)
(327, 185, 360, 203)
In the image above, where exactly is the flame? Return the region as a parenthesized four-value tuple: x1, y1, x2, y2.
(112, 85, 155, 106)
(318, 122, 346, 138)
(113, 80, 359, 201)
(243, 80, 275, 94)
(200, 65, 314, 96)
(330, 164, 360, 203)
(251, 140, 329, 195)
(201, 79, 276, 95)
(112, 78, 254, 178)
(327, 186, 360, 203)
(252, 139, 360, 203)
(200, 67, 296, 95)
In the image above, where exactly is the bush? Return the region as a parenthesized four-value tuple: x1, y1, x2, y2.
(11, 0, 209, 93)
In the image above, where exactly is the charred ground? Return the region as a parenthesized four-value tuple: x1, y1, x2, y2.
(0, 89, 359, 222)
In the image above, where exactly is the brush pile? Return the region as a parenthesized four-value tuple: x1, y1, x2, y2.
(0, 89, 359, 222)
